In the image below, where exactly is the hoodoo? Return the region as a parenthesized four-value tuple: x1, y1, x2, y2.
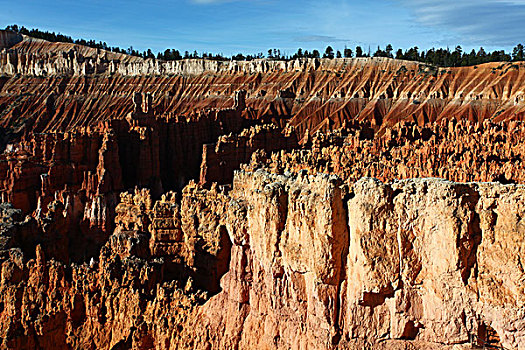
(0, 29, 524, 349)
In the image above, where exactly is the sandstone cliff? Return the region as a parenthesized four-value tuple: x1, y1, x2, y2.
(0, 170, 523, 349)
(1, 33, 525, 350)
(3, 32, 525, 141)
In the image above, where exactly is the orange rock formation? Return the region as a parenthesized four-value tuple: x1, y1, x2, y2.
(0, 31, 524, 349)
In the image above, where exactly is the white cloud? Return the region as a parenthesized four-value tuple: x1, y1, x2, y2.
(399, 0, 525, 46)
(295, 35, 350, 43)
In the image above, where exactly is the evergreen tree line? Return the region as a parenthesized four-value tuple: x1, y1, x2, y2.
(5, 24, 131, 56)
(5, 25, 525, 67)
(370, 44, 513, 67)
(294, 44, 515, 67)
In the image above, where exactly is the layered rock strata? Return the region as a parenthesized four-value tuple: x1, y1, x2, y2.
(1, 33, 525, 350)
(3, 31, 525, 142)
(0, 89, 295, 262)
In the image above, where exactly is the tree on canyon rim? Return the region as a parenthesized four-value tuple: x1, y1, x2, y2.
(355, 46, 364, 58)
(513, 44, 525, 61)
(6, 24, 525, 65)
(324, 46, 335, 59)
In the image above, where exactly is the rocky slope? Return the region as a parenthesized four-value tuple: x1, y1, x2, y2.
(245, 118, 525, 185)
(0, 170, 524, 349)
(3, 29, 525, 140)
(0, 32, 524, 349)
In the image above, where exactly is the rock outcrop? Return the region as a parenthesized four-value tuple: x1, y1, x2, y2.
(0, 170, 524, 349)
(190, 171, 525, 349)
(3, 32, 525, 141)
(246, 119, 525, 185)
(199, 124, 298, 186)
(0, 90, 281, 261)
(0, 30, 23, 50)
(1, 32, 525, 350)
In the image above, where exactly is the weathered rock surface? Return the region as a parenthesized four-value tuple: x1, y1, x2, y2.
(246, 118, 525, 185)
(0, 30, 23, 50)
(1, 32, 525, 350)
(0, 89, 290, 262)
(0, 181, 228, 349)
(199, 124, 298, 186)
(189, 171, 525, 349)
(0, 170, 524, 349)
(3, 31, 525, 141)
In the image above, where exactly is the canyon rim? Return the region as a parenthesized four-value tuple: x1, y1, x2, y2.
(0, 18, 525, 350)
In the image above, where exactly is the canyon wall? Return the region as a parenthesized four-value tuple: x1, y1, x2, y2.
(0, 30, 23, 50)
(193, 170, 525, 349)
(246, 118, 525, 185)
(0, 170, 523, 349)
(0, 33, 525, 349)
(0, 88, 291, 263)
(2, 56, 525, 137)
(3, 30, 525, 141)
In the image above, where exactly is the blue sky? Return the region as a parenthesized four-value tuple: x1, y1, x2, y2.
(1, 0, 525, 55)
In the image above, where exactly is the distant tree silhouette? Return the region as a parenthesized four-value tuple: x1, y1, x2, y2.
(477, 47, 487, 59)
(355, 46, 363, 58)
(3, 24, 520, 66)
(373, 46, 386, 58)
(145, 49, 154, 59)
(386, 44, 393, 58)
(513, 44, 525, 61)
(324, 46, 335, 59)
(232, 53, 245, 60)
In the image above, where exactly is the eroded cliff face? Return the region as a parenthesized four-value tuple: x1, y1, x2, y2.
(0, 170, 523, 349)
(0, 89, 281, 262)
(3, 30, 525, 141)
(1, 33, 525, 350)
(190, 171, 525, 350)
(245, 118, 525, 185)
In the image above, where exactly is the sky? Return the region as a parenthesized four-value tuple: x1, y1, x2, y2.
(1, 0, 525, 56)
